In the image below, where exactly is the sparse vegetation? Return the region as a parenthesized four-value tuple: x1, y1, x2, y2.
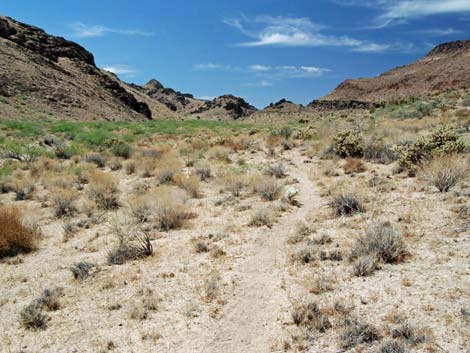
(422, 155, 467, 192)
(330, 193, 365, 216)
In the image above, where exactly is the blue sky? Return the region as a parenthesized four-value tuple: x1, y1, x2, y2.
(1, 0, 469, 108)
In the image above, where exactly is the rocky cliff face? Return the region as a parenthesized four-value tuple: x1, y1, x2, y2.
(323, 40, 470, 103)
(0, 16, 153, 121)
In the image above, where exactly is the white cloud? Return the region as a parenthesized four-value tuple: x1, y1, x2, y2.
(70, 22, 154, 38)
(193, 63, 234, 71)
(102, 65, 136, 76)
(249, 64, 272, 72)
(419, 28, 465, 37)
(224, 14, 412, 53)
(333, 1, 470, 27)
(377, 0, 470, 27)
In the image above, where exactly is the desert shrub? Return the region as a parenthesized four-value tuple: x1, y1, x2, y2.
(343, 157, 366, 174)
(363, 139, 398, 164)
(291, 246, 316, 264)
(12, 178, 35, 200)
(51, 189, 77, 217)
(333, 130, 364, 158)
(88, 172, 120, 209)
(20, 303, 48, 330)
(125, 161, 136, 175)
(20, 288, 63, 330)
(255, 177, 281, 201)
(223, 174, 245, 197)
(154, 189, 190, 231)
(85, 153, 106, 168)
(280, 139, 293, 150)
(140, 148, 161, 160)
(107, 224, 153, 265)
(0, 206, 38, 259)
(35, 288, 63, 311)
(249, 208, 272, 227)
(264, 163, 286, 178)
(380, 340, 406, 353)
(398, 125, 465, 175)
(291, 301, 331, 333)
(330, 194, 364, 216)
(195, 164, 212, 181)
(155, 158, 181, 184)
(271, 126, 293, 139)
(70, 261, 97, 281)
(391, 322, 428, 346)
(176, 175, 201, 198)
(351, 222, 407, 266)
(422, 155, 467, 192)
(128, 194, 153, 223)
(111, 142, 132, 159)
(353, 255, 379, 277)
(341, 317, 380, 348)
(109, 158, 122, 171)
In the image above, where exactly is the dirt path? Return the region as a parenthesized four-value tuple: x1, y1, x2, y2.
(204, 153, 320, 353)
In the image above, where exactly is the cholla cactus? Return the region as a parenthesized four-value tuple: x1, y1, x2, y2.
(333, 130, 364, 158)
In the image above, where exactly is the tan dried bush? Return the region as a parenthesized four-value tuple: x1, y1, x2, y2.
(0, 206, 38, 258)
(422, 155, 468, 192)
(87, 172, 120, 209)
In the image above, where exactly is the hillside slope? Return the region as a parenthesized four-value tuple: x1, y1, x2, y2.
(0, 16, 168, 121)
(323, 40, 470, 103)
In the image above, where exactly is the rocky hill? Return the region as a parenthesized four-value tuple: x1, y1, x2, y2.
(131, 80, 258, 120)
(323, 40, 470, 103)
(0, 16, 167, 121)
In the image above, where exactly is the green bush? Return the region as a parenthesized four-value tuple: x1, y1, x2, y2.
(111, 142, 132, 159)
(333, 130, 363, 158)
(398, 125, 465, 175)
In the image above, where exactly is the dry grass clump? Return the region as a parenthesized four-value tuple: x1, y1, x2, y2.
(422, 155, 468, 192)
(107, 223, 153, 265)
(291, 246, 316, 264)
(109, 158, 122, 171)
(330, 193, 365, 216)
(391, 322, 429, 346)
(249, 207, 273, 227)
(254, 177, 282, 201)
(340, 317, 380, 348)
(175, 175, 201, 198)
(195, 163, 212, 181)
(20, 287, 63, 330)
(291, 301, 331, 333)
(223, 174, 245, 197)
(125, 161, 136, 175)
(70, 261, 97, 281)
(350, 222, 407, 276)
(343, 157, 366, 174)
(153, 188, 191, 231)
(12, 178, 35, 201)
(0, 206, 38, 259)
(87, 172, 120, 210)
(128, 194, 153, 223)
(379, 340, 405, 353)
(155, 157, 182, 184)
(51, 188, 78, 217)
(264, 163, 286, 178)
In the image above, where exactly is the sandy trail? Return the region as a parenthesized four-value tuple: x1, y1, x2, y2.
(204, 152, 320, 353)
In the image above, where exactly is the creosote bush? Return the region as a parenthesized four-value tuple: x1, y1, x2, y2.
(0, 206, 38, 259)
(333, 130, 364, 158)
